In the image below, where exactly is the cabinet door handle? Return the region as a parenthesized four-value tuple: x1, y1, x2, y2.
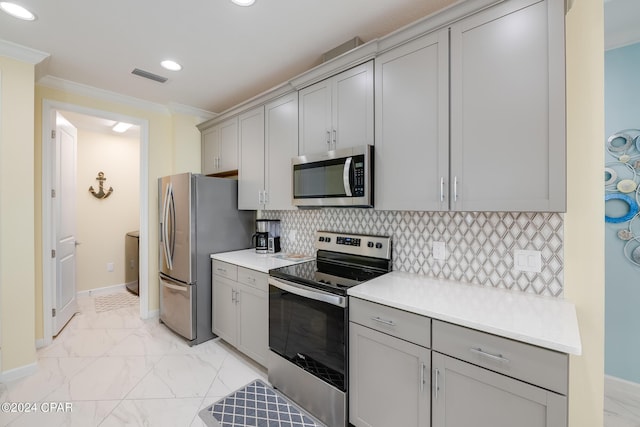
(370, 316, 395, 327)
(216, 267, 227, 274)
(454, 176, 458, 202)
(440, 177, 445, 202)
(420, 363, 426, 392)
(469, 347, 510, 364)
(433, 368, 440, 400)
(246, 276, 255, 283)
(231, 289, 236, 303)
(258, 190, 263, 205)
(326, 130, 331, 146)
(332, 129, 337, 148)
(263, 191, 268, 204)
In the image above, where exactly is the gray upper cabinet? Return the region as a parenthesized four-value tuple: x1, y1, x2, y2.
(375, 31, 449, 211)
(264, 93, 298, 210)
(449, 0, 566, 212)
(237, 93, 298, 210)
(299, 61, 374, 155)
(202, 117, 238, 175)
(374, 0, 565, 212)
(238, 106, 265, 210)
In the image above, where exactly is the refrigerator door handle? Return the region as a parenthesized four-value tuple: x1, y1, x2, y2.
(162, 182, 173, 270)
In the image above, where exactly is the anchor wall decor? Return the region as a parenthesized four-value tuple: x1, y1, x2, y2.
(89, 171, 114, 199)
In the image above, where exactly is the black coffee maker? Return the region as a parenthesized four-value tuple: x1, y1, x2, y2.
(253, 219, 281, 254)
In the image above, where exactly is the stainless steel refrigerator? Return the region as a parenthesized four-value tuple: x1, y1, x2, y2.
(158, 173, 254, 345)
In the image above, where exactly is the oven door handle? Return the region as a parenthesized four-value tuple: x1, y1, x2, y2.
(268, 277, 346, 308)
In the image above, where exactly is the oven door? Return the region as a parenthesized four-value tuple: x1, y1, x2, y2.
(268, 277, 347, 391)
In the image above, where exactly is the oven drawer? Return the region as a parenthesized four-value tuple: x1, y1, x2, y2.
(212, 260, 238, 281)
(350, 297, 431, 348)
(432, 320, 568, 395)
(237, 267, 268, 292)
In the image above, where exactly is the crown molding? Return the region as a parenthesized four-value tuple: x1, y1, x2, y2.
(167, 102, 217, 123)
(37, 75, 171, 115)
(0, 39, 49, 64)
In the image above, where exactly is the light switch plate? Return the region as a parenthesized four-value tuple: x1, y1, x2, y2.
(433, 241, 446, 260)
(513, 249, 542, 273)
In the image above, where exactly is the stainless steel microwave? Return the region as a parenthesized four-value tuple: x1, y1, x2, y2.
(292, 145, 373, 207)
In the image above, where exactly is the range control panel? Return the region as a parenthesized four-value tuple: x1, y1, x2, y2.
(315, 231, 391, 260)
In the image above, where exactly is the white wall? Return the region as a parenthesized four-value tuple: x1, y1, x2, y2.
(75, 128, 140, 291)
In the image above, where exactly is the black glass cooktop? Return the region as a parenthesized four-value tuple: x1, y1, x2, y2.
(269, 250, 392, 296)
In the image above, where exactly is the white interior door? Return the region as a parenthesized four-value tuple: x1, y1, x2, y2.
(53, 112, 79, 336)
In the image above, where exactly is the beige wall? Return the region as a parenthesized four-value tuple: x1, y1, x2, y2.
(75, 128, 140, 291)
(565, 0, 605, 426)
(0, 57, 37, 371)
(172, 113, 204, 174)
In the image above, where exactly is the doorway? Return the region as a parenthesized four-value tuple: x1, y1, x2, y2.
(41, 100, 150, 346)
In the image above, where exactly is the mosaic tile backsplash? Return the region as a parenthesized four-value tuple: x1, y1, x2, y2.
(259, 210, 564, 297)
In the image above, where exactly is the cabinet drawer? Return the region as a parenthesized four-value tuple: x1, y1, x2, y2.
(237, 267, 268, 292)
(212, 260, 238, 281)
(350, 298, 431, 348)
(432, 320, 568, 395)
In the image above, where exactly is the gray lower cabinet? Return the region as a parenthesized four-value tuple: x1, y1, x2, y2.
(349, 298, 431, 427)
(432, 320, 568, 427)
(212, 260, 268, 366)
(431, 353, 567, 427)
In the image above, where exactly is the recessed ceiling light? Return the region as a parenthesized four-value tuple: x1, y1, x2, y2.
(161, 60, 182, 71)
(0, 2, 36, 20)
(231, 0, 255, 6)
(112, 122, 133, 133)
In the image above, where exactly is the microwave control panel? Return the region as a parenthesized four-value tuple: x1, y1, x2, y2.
(353, 156, 365, 197)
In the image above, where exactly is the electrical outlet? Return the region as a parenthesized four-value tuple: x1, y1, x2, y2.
(432, 241, 446, 260)
(513, 250, 542, 273)
(107, 262, 115, 272)
(289, 229, 297, 242)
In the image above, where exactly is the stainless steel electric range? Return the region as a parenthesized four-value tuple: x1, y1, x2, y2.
(268, 231, 392, 427)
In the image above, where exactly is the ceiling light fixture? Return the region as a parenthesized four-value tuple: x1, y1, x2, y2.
(160, 60, 182, 71)
(231, 0, 255, 6)
(112, 122, 133, 133)
(0, 2, 35, 20)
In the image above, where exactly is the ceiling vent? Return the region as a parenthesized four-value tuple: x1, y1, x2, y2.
(131, 68, 168, 83)
(321, 37, 363, 63)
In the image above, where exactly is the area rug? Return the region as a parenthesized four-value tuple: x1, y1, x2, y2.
(198, 379, 324, 427)
(94, 291, 138, 313)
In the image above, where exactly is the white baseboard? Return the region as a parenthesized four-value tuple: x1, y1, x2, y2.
(1, 362, 38, 382)
(146, 309, 159, 319)
(605, 375, 640, 397)
(77, 283, 127, 297)
(35, 338, 47, 349)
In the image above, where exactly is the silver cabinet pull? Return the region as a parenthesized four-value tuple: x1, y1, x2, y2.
(440, 177, 445, 202)
(216, 267, 227, 273)
(420, 363, 426, 392)
(326, 130, 331, 146)
(246, 276, 255, 283)
(231, 289, 236, 303)
(470, 347, 510, 364)
(332, 129, 337, 148)
(433, 368, 440, 400)
(370, 316, 395, 327)
(454, 176, 459, 202)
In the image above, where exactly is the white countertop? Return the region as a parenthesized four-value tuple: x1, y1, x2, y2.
(348, 271, 582, 355)
(211, 249, 313, 273)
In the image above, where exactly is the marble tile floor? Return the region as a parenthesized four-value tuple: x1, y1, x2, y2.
(605, 377, 640, 427)
(0, 292, 267, 427)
